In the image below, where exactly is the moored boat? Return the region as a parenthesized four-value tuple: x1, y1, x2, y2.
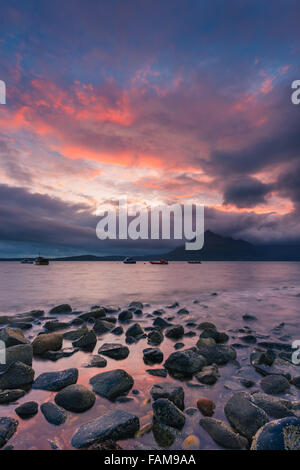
(187, 260, 202, 264)
(35, 256, 49, 265)
(123, 257, 136, 264)
(21, 259, 34, 264)
(150, 259, 169, 265)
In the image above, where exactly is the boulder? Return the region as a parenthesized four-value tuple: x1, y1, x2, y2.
(0, 344, 33, 372)
(129, 301, 143, 310)
(15, 401, 38, 419)
(111, 326, 123, 336)
(78, 309, 106, 321)
(83, 355, 107, 368)
(260, 375, 290, 395)
(89, 369, 134, 400)
(40, 402, 67, 425)
(153, 317, 171, 329)
(44, 321, 70, 332)
(32, 333, 63, 355)
(143, 348, 163, 364)
(146, 369, 167, 378)
(0, 417, 18, 448)
(200, 417, 247, 449)
(164, 349, 206, 376)
(49, 304, 72, 314)
(72, 329, 97, 350)
(0, 389, 25, 404)
(150, 382, 184, 410)
(0, 327, 29, 347)
(55, 384, 95, 412)
(250, 392, 295, 419)
(165, 325, 184, 339)
(153, 398, 185, 430)
(196, 344, 236, 365)
(71, 410, 139, 449)
(98, 343, 129, 360)
(0, 361, 34, 389)
(63, 325, 89, 341)
(197, 398, 215, 416)
(125, 323, 144, 338)
(118, 310, 133, 322)
(251, 417, 300, 450)
(152, 420, 179, 448)
(147, 329, 164, 346)
(33, 368, 78, 391)
(93, 320, 114, 335)
(224, 392, 269, 440)
(195, 364, 219, 385)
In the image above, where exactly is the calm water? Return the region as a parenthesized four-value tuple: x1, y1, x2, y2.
(0, 261, 300, 450)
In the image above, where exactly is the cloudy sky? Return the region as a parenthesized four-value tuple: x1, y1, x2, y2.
(0, 0, 300, 257)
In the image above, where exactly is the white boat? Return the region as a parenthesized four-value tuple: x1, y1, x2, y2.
(123, 257, 136, 264)
(21, 259, 34, 264)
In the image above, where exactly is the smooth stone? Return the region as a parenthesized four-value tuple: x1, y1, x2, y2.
(129, 302, 143, 310)
(72, 329, 97, 350)
(32, 333, 63, 355)
(146, 369, 167, 378)
(200, 417, 247, 449)
(291, 376, 300, 389)
(40, 402, 67, 425)
(0, 327, 29, 347)
(118, 310, 133, 322)
(0, 389, 26, 404)
(41, 347, 79, 361)
(165, 325, 184, 339)
(62, 325, 88, 341)
(55, 384, 95, 412)
(250, 349, 275, 367)
(250, 392, 295, 419)
(177, 308, 189, 316)
(125, 323, 144, 338)
(195, 364, 219, 385)
(143, 348, 163, 364)
(33, 368, 78, 391)
(260, 375, 290, 395)
(147, 329, 164, 346)
(92, 319, 114, 334)
(243, 314, 257, 321)
(185, 407, 198, 416)
(197, 398, 215, 417)
(98, 343, 129, 360)
(152, 420, 179, 448)
(0, 361, 34, 389)
(196, 337, 216, 348)
(49, 304, 72, 314)
(0, 417, 18, 448)
(174, 342, 184, 350)
(224, 392, 269, 440)
(153, 398, 185, 430)
(89, 369, 134, 400)
(196, 344, 236, 365)
(153, 317, 171, 329)
(150, 382, 184, 410)
(241, 335, 257, 344)
(111, 326, 123, 335)
(15, 401, 38, 419)
(83, 355, 107, 368)
(164, 349, 206, 376)
(251, 417, 300, 450)
(71, 410, 139, 449)
(44, 321, 70, 332)
(0, 344, 33, 372)
(181, 435, 200, 450)
(78, 309, 106, 321)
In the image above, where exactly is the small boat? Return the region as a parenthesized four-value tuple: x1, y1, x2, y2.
(150, 260, 169, 265)
(188, 260, 202, 264)
(21, 259, 33, 264)
(35, 256, 49, 266)
(123, 257, 136, 264)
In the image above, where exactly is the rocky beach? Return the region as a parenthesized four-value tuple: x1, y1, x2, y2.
(0, 274, 300, 451)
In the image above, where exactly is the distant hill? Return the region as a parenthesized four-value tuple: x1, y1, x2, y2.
(1, 230, 300, 261)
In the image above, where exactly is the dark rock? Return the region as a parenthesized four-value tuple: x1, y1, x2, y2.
(153, 398, 185, 429)
(152, 309, 164, 316)
(174, 342, 184, 350)
(0, 389, 25, 404)
(200, 417, 247, 449)
(143, 348, 163, 364)
(41, 347, 79, 361)
(185, 408, 198, 416)
(195, 364, 219, 385)
(243, 314, 257, 321)
(152, 420, 179, 448)
(147, 329, 164, 346)
(150, 382, 184, 410)
(71, 409, 139, 449)
(72, 329, 97, 350)
(111, 326, 123, 336)
(125, 336, 137, 345)
(93, 320, 114, 335)
(196, 344, 236, 365)
(197, 398, 215, 416)
(260, 374, 290, 395)
(224, 392, 269, 439)
(32, 333, 63, 355)
(33, 368, 78, 391)
(0, 417, 18, 449)
(241, 334, 257, 344)
(240, 379, 255, 388)
(55, 384, 95, 412)
(83, 355, 107, 368)
(250, 393, 295, 419)
(40, 402, 67, 425)
(118, 310, 133, 322)
(62, 325, 88, 341)
(0, 361, 34, 389)
(89, 369, 134, 400)
(291, 376, 300, 389)
(164, 349, 206, 376)
(98, 343, 129, 360)
(0, 344, 33, 372)
(15, 401, 38, 419)
(198, 322, 217, 330)
(146, 369, 167, 378)
(167, 302, 179, 309)
(129, 301, 143, 310)
(0, 327, 29, 347)
(89, 440, 123, 450)
(153, 317, 171, 329)
(78, 309, 106, 321)
(250, 349, 276, 367)
(44, 321, 70, 332)
(125, 323, 144, 338)
(177, 308, 189, 316)
(49, 304, 72, 314)
(258, 341, 291, 352)
(251, 417, 300, 450)
(165, 325, 184, 339)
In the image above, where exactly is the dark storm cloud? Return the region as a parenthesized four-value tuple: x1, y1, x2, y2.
(223, 177, 271, 208)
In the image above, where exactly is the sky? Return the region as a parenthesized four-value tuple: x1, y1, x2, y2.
(0, 0, 300, 257)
